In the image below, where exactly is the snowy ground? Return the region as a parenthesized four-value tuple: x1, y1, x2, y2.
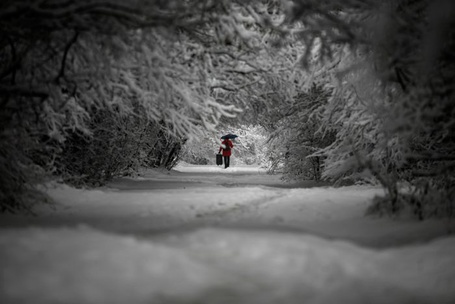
(1, 164, 455, 304)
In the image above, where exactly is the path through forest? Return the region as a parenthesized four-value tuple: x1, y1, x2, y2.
(1, 165, 455, 304)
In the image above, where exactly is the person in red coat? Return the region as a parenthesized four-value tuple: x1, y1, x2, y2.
(219, 138, 234, 169)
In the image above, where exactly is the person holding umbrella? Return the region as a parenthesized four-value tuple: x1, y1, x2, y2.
(218, 133, 237, 169)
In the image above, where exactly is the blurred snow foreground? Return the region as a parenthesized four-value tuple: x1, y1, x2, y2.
(1, 165, 455, 304)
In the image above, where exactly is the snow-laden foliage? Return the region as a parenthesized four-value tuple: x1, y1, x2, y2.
(264, 84, 335, 181)
(58, 112, 185, 186)
(0, 0, 290, 212)
(285, 0, 455, 218)
(2, 0, 454, 219)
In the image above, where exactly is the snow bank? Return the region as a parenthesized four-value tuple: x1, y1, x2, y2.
(1, 226, 454, 304)
(0, 227, 224, 304)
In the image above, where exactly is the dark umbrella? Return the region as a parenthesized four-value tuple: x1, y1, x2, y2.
(221, 133, 238, 139)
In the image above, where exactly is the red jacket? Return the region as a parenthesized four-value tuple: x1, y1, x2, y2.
(219, 139, 233, 156)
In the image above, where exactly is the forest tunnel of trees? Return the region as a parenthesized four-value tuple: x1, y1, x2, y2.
(0, 0, 454, 219)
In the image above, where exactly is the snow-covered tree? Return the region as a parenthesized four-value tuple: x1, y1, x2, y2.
(263, 84, 335, 181)
(0, 0, 316, 212)
(286, 0, 455, 218)
(0, 0, 283, 212)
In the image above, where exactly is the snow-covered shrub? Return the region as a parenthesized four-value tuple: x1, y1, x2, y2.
(58, 108, 185, 186)
(264, 84, 335, 181)
(287, 0, 455, 218)
(142, 125, 185, 171)
(0, 0, 269, 212)
(367, 178, 455, 220)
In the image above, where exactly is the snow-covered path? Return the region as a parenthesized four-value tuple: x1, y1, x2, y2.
(1, 165, 455, 303)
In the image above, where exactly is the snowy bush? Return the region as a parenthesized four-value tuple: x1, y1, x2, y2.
(264, 84, 335, 181)
(286, 0, 455, 218)
(0, 0, 278, 212)
(57, 107, 185, 187)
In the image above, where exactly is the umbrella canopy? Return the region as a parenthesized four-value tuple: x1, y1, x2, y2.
(221, 133, 238, 140)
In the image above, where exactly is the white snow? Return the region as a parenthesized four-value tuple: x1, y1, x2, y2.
(1, 165, 454, 304)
